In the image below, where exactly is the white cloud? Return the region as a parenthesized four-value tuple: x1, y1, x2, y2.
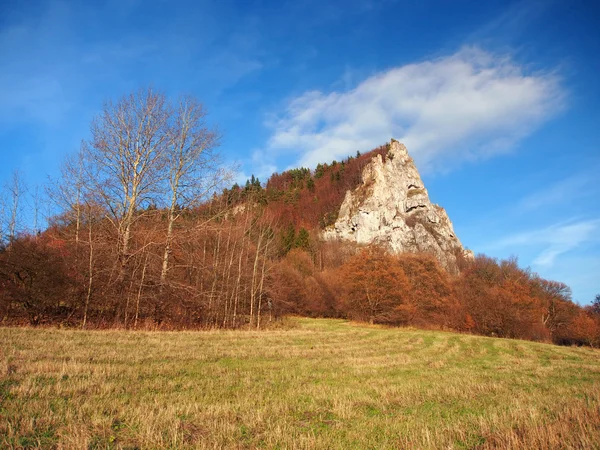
(491, 219, 600, 268)
(265, 47, 564, 171)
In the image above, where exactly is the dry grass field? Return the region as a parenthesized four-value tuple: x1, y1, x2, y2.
(1, 318, 600, 449)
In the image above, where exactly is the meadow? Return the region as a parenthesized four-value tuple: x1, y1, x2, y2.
(1, 318, 599, 449)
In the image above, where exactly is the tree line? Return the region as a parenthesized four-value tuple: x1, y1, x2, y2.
(1, 88, 598, 347)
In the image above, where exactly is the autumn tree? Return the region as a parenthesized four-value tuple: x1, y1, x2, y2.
(267, 252, 309, 316)
(456, 255, 540, 339)
(340, 247, 409, 324)
(0, 234, 74, 325)
(536, 278, 574, 339)
(395, 253, 459, 327)
(564, 311, 600, 347)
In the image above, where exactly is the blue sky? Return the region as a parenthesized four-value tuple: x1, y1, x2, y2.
(1, 0, 599, 303)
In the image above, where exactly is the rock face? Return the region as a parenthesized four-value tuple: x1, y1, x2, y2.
(323, 139, 472, 272)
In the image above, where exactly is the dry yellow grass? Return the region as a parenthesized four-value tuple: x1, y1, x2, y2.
(1, 318, 600, 449)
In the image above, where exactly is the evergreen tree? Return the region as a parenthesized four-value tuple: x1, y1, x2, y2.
(280, 224, 296, 255)
(295, 228, 310, 251)
(314, 164, 325, 179)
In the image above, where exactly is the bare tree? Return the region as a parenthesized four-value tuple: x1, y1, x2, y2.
(84, 87, 169, 269)
(253, 217, 275, 329)
(81, 202, 104, 329)
(160, 95, 227, 285)
(5, 170, 27, 245)
(30, 184, 43, 239)
(47, 145, 88, 246)
(33, 87, 234, 328)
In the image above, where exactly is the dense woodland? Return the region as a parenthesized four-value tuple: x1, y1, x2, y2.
(1, 88, 599, 346)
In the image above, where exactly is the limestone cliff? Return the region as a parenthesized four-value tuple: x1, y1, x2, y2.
(322, 139, 471, 272)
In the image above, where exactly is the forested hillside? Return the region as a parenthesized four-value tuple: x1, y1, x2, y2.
(222, 145, 389, 230)
(1, 88, 598, 347)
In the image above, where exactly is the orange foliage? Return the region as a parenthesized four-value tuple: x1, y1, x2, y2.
(464, 313, 476, 332)
(395, 254, 460, 328)
(557, 311, 600, 347)
(266, 249, 336, 317)
(338, 248, 409, 324)
(0, 235, 76, 325)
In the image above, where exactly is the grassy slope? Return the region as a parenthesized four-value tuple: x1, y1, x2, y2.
(1, 319, 599, 449)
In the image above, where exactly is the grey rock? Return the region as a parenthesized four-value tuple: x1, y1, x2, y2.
(323, 139, 473, 272)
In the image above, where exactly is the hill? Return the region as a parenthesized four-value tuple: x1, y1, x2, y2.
(225, 139, 468, 272)
(1, 138, 599, 347)
(1, 318, 599, 448)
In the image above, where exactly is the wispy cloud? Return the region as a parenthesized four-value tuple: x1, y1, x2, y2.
(490, 219, 600, 267)
(265, 47, 564, 171)
(517, 171, 599, 212)
(467, 0, 555, 44)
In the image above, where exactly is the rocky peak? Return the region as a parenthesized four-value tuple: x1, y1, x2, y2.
(323, 139, 472, 272)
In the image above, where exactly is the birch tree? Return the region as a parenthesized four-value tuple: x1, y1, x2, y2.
(85, 87, 169, 269)
(160, 95, 225, 285)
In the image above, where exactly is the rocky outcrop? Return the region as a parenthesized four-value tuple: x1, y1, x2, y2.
(323, 139, 472, 272)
